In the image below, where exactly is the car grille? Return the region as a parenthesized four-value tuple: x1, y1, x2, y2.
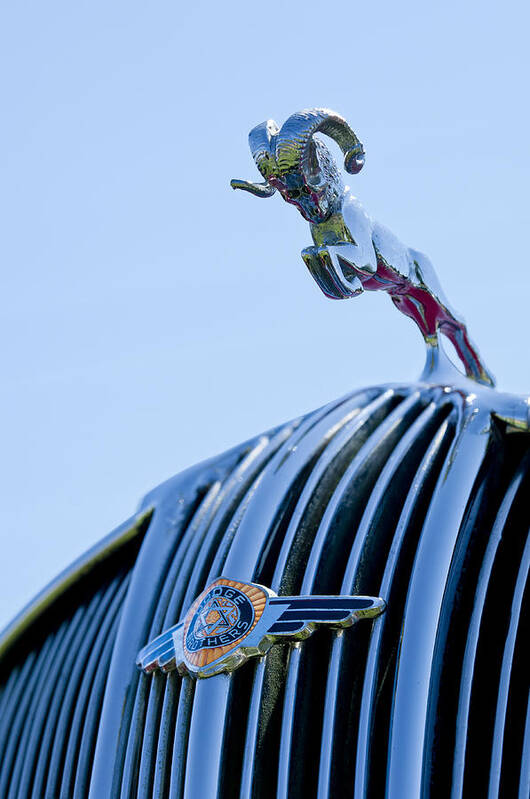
(0, 384, 528, 798)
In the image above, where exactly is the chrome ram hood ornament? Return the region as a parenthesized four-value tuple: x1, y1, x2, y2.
(137, 577, 384, 679)
(232, 107, 497, 389)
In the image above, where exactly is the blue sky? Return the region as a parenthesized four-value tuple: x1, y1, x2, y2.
(1, 0, 529, 628)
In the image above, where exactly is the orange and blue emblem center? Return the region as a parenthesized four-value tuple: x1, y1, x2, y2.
(137, 576, 385, 678)
(182, 578, 268, 670)
(185, 585, 255, 652)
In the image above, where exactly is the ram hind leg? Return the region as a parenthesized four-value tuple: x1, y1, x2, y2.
(440, 322, 496, 387)
(409, 249, 495, 386)
(408, 249, 460, 320)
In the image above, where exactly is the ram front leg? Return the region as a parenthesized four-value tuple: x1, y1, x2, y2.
(301, 245, 364, 300)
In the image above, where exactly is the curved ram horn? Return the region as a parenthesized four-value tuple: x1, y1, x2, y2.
(230, 118, 279, 196)
(276, 108, 365, 179)
(230, 179, 276, 198)
(248, 119, 280, 179)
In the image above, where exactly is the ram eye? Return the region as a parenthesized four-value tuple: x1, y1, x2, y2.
(289, 189, 301, 199)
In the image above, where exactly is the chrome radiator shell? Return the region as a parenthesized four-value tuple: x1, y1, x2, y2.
(0, 382, 528, 798)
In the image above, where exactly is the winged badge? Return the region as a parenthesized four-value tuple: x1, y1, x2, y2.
(137, 577, 385, 679)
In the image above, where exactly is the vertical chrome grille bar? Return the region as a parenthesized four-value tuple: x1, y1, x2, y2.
(168, 675, 194, 799)
(487, 533, 530, 798)
(0, 653, 37, 766)
(150, 671, 180, 797)
(450, 461, 527, 798)
(518, 695, 530, 799)
(386, 406, 490, 799)
(135, 672, 166, 798)
(0, 665, 19, 729)
(238, 657, 267, 799)
(30, 578, 121, 798)
(57, 574, 130, 797)
(72, 589, 128, 798)
(353, 413, 456, 798)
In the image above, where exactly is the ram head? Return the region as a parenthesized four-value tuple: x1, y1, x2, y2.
(231, 108, 364, 224)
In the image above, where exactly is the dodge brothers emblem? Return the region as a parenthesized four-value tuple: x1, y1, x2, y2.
(137, 577, 385, 678)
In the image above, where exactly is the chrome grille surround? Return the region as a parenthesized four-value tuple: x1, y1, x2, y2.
(0, 382, 528, 798)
